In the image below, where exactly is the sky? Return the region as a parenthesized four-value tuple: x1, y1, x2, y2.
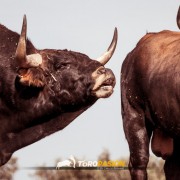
(0, 0, 180, 179)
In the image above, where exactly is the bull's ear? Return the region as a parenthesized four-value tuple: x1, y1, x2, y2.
(177, 6, 180, 29)
(17, 68, 45, 88)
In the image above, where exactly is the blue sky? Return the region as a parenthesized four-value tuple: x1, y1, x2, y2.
(0, 0, 179, 179)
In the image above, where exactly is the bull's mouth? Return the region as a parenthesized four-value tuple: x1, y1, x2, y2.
(99, 78, 114, 91)
(92, 77, 116, 98)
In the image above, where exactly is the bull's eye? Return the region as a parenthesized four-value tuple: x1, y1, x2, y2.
(55, 63, 61, 69)
(97, 67, 106, 75)
(55, 63, 70, 70)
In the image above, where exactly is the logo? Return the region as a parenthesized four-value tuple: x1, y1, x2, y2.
(56, 155, 76, 169)
(56, 155, 126, 170)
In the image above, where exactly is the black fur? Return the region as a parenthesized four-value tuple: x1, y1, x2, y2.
(0, 23, 104, 165)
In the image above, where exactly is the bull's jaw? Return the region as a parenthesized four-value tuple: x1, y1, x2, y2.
(91, 66, 116, 98)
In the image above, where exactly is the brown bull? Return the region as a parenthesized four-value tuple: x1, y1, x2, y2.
(121, 7, 180, 180)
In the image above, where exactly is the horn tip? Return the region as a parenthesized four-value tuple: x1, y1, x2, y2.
(114, 27, 118, 33)
(23, 15, 27, 25)
(114, 27, 118, 39)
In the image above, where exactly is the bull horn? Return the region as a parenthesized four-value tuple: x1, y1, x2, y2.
(177, 6, 180, 29)
(96, 28, 118, 65)
(15, 15, 27, 67)
(15, 15, 42, 68)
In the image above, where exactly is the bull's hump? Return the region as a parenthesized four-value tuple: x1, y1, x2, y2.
(137, 30, 180, 48)
(134, 30, 180, 75)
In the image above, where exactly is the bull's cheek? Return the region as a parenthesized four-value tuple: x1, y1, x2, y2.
(93, 86, 113, 98)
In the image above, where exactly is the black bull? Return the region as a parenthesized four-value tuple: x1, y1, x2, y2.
(121, 7, 180, 180)
(0, 16, 118, 166)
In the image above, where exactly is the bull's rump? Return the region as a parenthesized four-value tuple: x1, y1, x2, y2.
(121, 30, 180, 136)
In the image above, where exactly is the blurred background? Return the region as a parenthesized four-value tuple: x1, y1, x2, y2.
(0, 0, 179, 179)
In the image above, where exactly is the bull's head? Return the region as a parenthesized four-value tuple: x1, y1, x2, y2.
(14, 16, 117, 111)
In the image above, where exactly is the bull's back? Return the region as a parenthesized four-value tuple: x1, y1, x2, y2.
(121, 30, 180, 135)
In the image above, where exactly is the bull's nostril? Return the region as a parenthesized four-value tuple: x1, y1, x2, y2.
(107, 79, 112, 84)
(104, 78, 114, 85)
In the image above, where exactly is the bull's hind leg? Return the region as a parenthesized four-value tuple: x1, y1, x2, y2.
(121, 96, 149, 180)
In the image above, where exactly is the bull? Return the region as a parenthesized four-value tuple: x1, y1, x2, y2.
(0, 16, 117, 166)
(121, 7, 180, 180)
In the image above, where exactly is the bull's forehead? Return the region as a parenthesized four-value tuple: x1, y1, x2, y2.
(40, 49, 102, 71)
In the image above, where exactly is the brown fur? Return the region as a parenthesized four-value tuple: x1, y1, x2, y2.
(121, 30, 180, 180)
(18, 68, 45, 87)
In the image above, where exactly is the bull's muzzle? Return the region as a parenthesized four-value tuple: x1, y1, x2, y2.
(92, 67, 116, 98)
